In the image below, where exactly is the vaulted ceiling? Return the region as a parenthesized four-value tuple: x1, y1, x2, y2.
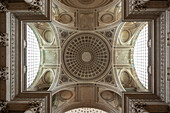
(25, 0, 149, 112)
(0, 0, 170, 113)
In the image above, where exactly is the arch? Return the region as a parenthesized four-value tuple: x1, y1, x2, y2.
(65, 107, 107, 113)
(54, 102, 118, 113)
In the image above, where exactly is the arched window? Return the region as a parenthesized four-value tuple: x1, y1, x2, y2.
(26, 25, 40, 88)
(65, 108, 107, 113)
(134, 24, 148, 89)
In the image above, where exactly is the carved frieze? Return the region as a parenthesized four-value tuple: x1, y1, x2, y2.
(168, 32, 170, 46)
(167, 67, 170, 81)
(28, 0, 42, 12)
(159, 12, 166, 101)
(132, 0, 147, 11)
(0, 101, 8, 112)
(132, 102, 146, 113)
(26, 101, 42, 113)
(0, 33, 8, 46)
(0, 67, 8, 80)
(0, 1, 7, 13)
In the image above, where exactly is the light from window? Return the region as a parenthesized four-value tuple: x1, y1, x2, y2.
(134, 24, 148, 89)
(26, 25, 40, 88)
(65, 108, 107, 113)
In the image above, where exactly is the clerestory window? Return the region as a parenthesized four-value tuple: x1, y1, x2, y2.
(26, 25, 40, 88)
(134, 24, 149, 89)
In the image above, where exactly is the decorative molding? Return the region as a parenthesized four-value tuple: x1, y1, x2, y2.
(167, 67, 170, 81)
(10, 14, 16, 100)
(0, 67, 8, 80)
(15, 98, 46, 113)
(27, 101, 42, 113)
(0, 33, 8, 46)
(168, 32, 170, 46)
(28, 0, 42, 12)
(97, 27, 117, 47)
(0, 101, 8, 112)
(0, 1, 7, 13)
(128, 98, 160, 113)
(132, 102, 146, 113)
(57, 28, 76, 45)
(159, 12, 166, 101)
(132, 0, 147, 11)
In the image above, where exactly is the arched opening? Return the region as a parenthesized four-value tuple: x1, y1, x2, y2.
(26, 25, 40, 88)
(134, 24, 148, 89)
(65, 107, 107, 113)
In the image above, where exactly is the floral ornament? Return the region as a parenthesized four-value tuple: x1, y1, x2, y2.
(132, 0, 147, 11)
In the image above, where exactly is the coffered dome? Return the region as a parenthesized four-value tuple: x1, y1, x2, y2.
(62, 33, 111, 81)
(57, 0, 113, 9)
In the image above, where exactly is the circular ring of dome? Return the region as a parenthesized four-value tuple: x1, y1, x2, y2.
(53, 0, 120, 12)
(62, 33, 111, 81)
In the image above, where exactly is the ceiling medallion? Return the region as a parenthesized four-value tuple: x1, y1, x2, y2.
(62, 33, 111, 81)
(100, 13, 114, 24)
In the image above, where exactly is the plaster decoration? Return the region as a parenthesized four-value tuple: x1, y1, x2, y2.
(61, 75, 69, 83)
(115, 50, 131, 65)
(0, 1, 7, 13)
(98, 27, 116, 46)
(128, 98, 160, 113)
(167, 67, 170, 81)
(116, 22, 142, 46)
(132, 0, 147, 11)
(0, 67, 8, 80)
(58, 70, 75, 85)
(100, 13, 114, 24)
(59, 13, 73, 24)
(58, 28, 75, 39)
(58, 28, 76, 45)
(28, 0, 42, 12)
(43, 50, 58, 65)
(132, 102, 146, 113)
(97, 2, 121, 29)
(99, 89, 122, 111)
(62, 33, 111, 81)
(77, 12, 95, 30)
(52, 89, 74, 109)
(105, 75, 113, 83)
(59, 90, 73, 100)
(120, 71, 132, 86)
(32, 23, 57, 45)
(0, 33, 8, 46)
(58, 0, 112, 9)
(101, 90, 115, 102)
(27, 101, 42, 113)
(43, 30, 54, 43)
(43, 71, 54, 84)
(120, 30, 130, 43)
(33, 69, 55, 91)
(0, 101, 8, 112)
(98, 69, 115, 85)
(168, 32, 170, 46)
(159, 12, 166, 101)
(52, 5, 75, 28)
(10, 14, 16, 99)
(15, 98, 46, 113)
